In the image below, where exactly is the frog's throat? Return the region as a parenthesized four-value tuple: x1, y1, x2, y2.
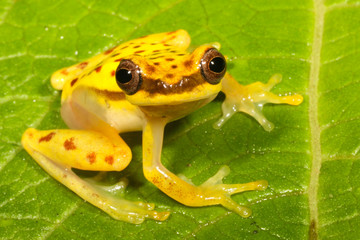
(138, 94, 217, 120)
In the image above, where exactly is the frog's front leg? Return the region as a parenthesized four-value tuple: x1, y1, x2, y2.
(21, 128, 169, 224)
(215, 73, 303, 131)
(142, 118, 267, 217)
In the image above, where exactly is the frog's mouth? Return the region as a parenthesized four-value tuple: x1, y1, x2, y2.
(138, 93, 218, 120)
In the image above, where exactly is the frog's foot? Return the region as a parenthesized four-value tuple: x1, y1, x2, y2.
(216, 74, 303, 131)
(83, 176, 169, 223)
(198, 166, 267, 217)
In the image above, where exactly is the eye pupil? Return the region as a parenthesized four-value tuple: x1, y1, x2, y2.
(116, 69, 132, 84)
(209, 57, 225, 73)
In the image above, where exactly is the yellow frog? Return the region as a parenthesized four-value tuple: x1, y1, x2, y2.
(21, 30, 303, 224)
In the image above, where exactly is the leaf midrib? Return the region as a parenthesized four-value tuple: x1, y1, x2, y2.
(308, 0, 325, 238)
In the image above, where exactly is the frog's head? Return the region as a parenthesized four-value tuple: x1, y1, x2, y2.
(115, 45, 226, 119)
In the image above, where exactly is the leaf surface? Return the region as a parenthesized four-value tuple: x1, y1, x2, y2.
(0, 0, 359, 239)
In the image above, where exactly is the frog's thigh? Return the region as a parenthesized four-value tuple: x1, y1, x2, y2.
(22, 128, 131, 171)
(21, 128, 169, 224)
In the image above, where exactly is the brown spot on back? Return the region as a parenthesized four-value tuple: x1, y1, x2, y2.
(134, 50, 145, 54)
(70, 78, 78, 87)
(133, 45, 141, 48)
(114, 58, 122, 62)
(153, 49, 160, 53)
(120, 45, 128, 50)
(165, 58, 174, 61)
(146, 64, 156, 74)
(77, 62, 88, 69)
(166, 73, 174, 78)
(95, 66, 102, 73)
(111, 70, 115, 77)
(184, 59, 192, 68)
(39, 132, 56, 143)
(105, 155, 114, 165)
(154, 62, 160, 66)
(177, 53, 185, 56)
(64, 137, 76, 150)
(86, 152, 96, 164)
(171, 65, 178, 69)
(104, 47, 116, 55)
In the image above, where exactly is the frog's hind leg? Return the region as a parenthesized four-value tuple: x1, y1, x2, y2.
(21, 128, 170, 224)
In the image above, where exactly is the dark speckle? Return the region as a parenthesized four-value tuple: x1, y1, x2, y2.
(134, 50, 145, 54)
(166, 74, 174, 78)
(105, 155, 114, 165)
(86, 152, 96, 164)
(171, 65, 178, 69)
(64, 137, 76, 150)
(146, 65, 156, 74)
(77, 62, 88, 69)
(70, 78, 78, 87)
(184, 59, 192, 68)
(39, 132, 56, 143)
(95, 66, 102, 73)
(104, 47, 115, 55)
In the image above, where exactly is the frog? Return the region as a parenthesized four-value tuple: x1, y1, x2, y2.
(21, 30, 303, 224)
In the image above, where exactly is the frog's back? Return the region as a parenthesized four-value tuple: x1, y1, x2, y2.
(51, 30, 191, 99)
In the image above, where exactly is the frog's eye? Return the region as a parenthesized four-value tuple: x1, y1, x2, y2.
(115, 59, 142, 95)
(200, 48, 226, 85)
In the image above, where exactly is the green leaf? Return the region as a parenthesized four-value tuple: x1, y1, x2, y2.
(0, 0, 359, 239)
